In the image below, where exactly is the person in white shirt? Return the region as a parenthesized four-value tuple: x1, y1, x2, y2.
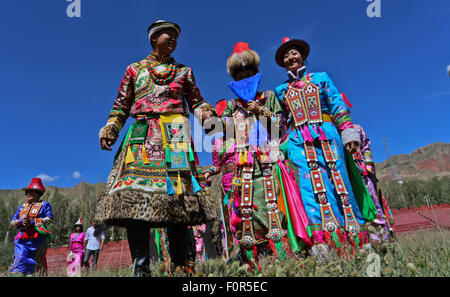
(83, 219, 105, 271)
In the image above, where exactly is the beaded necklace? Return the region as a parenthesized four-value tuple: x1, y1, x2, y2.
(146, 54, 178, 85)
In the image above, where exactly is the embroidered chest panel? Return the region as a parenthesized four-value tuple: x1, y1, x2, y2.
(19, 202, 43, 219)
(284, 78, 323, 126)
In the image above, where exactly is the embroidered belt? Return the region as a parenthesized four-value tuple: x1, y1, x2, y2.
(290, 113, 332, 129)
(136, 114, 161, 120)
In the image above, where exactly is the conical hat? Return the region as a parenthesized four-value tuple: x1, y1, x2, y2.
(23, 177, 46, 193)
(74, 217, 82, 226)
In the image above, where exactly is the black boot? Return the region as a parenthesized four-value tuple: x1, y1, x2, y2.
(127, 222, 151, 277)
(166, 224, 188, 268)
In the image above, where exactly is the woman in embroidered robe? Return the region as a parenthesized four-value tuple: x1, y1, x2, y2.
(273, 38, 377, 257)
(9, 178, 53, 276)
(204, 126, 239, 261)
(205, 42, 297, 265)
(96, 20, 217, 276)
(351, 122, 395, 242)
(66, 218, 86, 276)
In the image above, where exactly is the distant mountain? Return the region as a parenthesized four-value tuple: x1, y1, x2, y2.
(0, 182, 104, 204)
(375, 142, 450, 183)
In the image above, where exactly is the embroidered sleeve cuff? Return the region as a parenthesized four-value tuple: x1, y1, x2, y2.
(205, 166, 220, 175)
(341, 127, 361, 146)
(99, 124, 119, 145)
(194, 103, 217, 120)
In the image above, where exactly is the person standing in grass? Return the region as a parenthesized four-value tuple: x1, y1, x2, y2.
(83, 218, 104, 272)
(349, 121, 395, 242)
(96, 20, 217, 276)
(9, 178, 53, 276)
(273, 37, 377, 258)
(67, 218, 86, 276)
(205, 42, 304, 269)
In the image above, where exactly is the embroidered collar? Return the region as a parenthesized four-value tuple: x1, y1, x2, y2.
(147, 52, 175, 64)
(25, 200, 42, 206)
(287, 66, 307, 81)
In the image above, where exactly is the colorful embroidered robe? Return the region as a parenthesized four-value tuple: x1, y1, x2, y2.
(9, 200, 53, 275)
(96, 53, 217, 228)
(275, 71, 377, 249)
(215, 91, 286, 251)
(353, 124, 394, 241)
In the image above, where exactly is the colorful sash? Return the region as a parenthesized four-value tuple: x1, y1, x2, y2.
(159, 114, 202, 195)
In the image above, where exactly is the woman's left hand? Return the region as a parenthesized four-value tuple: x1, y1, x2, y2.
(345, 141, 358, 154)
(247, 101, 262, 115)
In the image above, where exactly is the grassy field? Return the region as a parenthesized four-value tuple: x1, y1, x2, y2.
(6, 229, 446, 277)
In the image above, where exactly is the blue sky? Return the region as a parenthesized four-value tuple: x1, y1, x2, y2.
(1, 0, 449, 189)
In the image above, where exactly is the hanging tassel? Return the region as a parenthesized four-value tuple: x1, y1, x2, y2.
(259, 150, 266, 163)
(317, 126, 327, 141)
(336, 229, 345, 244)
(165, 144, 171, 164)
(300, 126, 314, 143)
(141, 145, 150, 165)
(348, 235, 356, 256)
(223, 191, 230, 206)
(269, 240, 278, 259)
(126, 145, 135, 164)
(247, 150, 253, 165)
(191, 172, 202, 193)
(275, 240, 288, 262)
(238, 151, 245, 166)
(253, 244, 259, 263)
(188, 145, 195, 162)
(323, 230, 330, 244)
(176, 171, 183, 195)
(243, 148, 248, 164)
(256, 146, 262, 160)
(166, 174, 175, 196)
(265, 150, 272, 163)
(357, 232, 363, 249)
(332, 232, 341, 249)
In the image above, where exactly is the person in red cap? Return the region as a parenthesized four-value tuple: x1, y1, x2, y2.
(9, 178, 53, 276)
(96, 20, 217, 276)
(273, 37, 378, 259)
(204, 42, 304, 268)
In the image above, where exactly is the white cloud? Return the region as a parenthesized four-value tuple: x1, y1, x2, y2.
(73, 171, 82, 179)
(447, 65, 450, 77)
(36, 173, 59, 183)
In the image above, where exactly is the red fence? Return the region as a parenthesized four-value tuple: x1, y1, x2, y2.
(391, 203, 450, 233)
(46, 240, 132, 276)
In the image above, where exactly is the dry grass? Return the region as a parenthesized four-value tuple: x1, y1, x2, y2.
(12, 229, 447, 277)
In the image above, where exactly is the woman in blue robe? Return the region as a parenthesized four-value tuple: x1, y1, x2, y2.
(9, 178, 53, 276)
(273, 38, 376, 257)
